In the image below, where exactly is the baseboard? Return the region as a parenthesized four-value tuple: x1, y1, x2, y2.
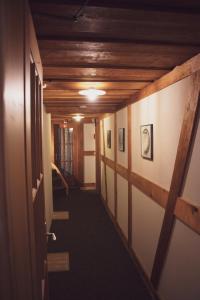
(101, 195, 161, 300)
(80, 183, 96, 190)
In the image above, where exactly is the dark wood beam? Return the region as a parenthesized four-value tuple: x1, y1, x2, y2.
(39, 41, 200, 69)
(30, 0, 200, 14)
(44, 81, 149, 90)
(31, 3, 200, 45)
(44, 67, 167, 81)
(127, 54, 200, 105)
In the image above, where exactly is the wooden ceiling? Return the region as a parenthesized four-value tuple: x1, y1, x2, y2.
(30, 0, 200, 120)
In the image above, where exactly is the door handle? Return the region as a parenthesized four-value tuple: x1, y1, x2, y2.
(46, 232, 56, 241)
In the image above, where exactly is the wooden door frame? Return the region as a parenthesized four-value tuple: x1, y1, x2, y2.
(0, 1, 39, 300)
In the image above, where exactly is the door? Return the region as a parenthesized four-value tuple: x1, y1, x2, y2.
(30, 60, 48, 300)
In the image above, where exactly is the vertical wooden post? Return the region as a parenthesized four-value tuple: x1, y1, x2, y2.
(151, 71, 200, 288)
(102, 119, 108, 203)
(128, 105, 132, 247)
(114, 113, 118, 219)
(95, 118, 101, 194)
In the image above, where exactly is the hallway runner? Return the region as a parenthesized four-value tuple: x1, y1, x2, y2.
(48, 189, 154, 300)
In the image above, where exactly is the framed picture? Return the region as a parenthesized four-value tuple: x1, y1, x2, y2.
(107, 130, 111, 148)
(118, 128, 125, 152)
(140, 124, 153, 160)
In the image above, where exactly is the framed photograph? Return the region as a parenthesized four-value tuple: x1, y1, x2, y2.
(140, 124, 153, 160)
(118, 128, 125, 152)
(107, 130, 111, 148)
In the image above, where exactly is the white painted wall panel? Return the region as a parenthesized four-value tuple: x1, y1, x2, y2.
(100, 120, 104, 155)
(106, 166, 115, 216)
(116, 107, 128, 168)
(182, 111, 200, 206)
(104, 115, 115, 161)
(101, 161, 106, 200)
(117, 175, 128, 239)
(132, 186, 165, 276)
(84, 155, 96, 183)
(158, 220, 200, 300)
(83, 123, 95, 151)
(131, 77, 191, 190)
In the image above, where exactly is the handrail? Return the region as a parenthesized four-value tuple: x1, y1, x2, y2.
(51, 163, 69, 194)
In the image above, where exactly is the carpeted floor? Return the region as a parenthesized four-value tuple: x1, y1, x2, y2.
(48, 189, 154, 300)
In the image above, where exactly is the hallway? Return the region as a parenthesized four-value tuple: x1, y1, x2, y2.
(48, 189, 153, 300)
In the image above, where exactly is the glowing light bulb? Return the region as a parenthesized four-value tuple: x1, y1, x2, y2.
(79, 88, 106, 101)
(72, 115, 84, 122)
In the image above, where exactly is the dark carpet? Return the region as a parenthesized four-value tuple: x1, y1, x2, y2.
(48, 189, 153, 300)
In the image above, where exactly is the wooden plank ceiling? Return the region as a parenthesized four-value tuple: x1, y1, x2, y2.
(30, 0, 200, 121)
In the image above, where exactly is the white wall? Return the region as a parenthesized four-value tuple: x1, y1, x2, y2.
(117, 107, 128, 168)
(100, 74, 200, 300)
(117, 174, 128, 239)
(84, 156, 96, 183)
(132, 186, 165, 277)
(101, 161, 106, 200)
(106, 166, 115, 216)
(158, 87, 200, 300)
(42, 106, 53, 231)
(103, 115, 115, 160)
(84, 123, 95, 151)
(158, 220, 200, 300)
(83, 123, 96, 184)
(131, 77, 191, 190)
(182, 109, 200, 206)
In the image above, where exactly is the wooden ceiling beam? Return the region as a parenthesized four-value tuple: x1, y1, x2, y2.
(44, 89, 135, 96)
(30, 1, 200, 14)
(31, 3, 200, 45)
(40, 43, 200, 69)
(43, 81, 149, 90)
(44, 99, 127, 104)
(46, 107, 119, 114)
(39, 39, 200, 54)
(43, 67, 167, 81)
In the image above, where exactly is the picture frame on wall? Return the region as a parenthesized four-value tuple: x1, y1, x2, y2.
(107, 130, 111, 148)
(140, 124, 153, 160)
(118, 128, 125, 152)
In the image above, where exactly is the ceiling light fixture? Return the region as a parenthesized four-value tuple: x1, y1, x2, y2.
(79, 88, 106, 101)
(72, 114, 84, 122)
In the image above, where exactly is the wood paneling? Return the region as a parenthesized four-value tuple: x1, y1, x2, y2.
(44, 66, 166, 81)
(95, 119, 101, 193)
(102, 120, 108, 203)
(114, 113, 117, 219)
(30, 1, 200, 117)
(31, 3, 200, 45)
(30, 0, 200, 13)
(127, 105, 132, 247)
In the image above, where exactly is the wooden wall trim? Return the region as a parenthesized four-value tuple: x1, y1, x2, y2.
(83, 150, 96, 156)
(95, 119, 101, 193)
(151, 71, 200, 288)
(127, 105, 132, 247)
(29, 10, 42, 81)
(114, 113, 117, 220)
(127, 54, 200, 105)
(100, 154, 200, 236)
(102, 120, 108, 203)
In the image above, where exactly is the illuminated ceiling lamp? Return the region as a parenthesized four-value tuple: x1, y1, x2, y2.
(72, 114, 84, 122)
(79, 88, 106, 101)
